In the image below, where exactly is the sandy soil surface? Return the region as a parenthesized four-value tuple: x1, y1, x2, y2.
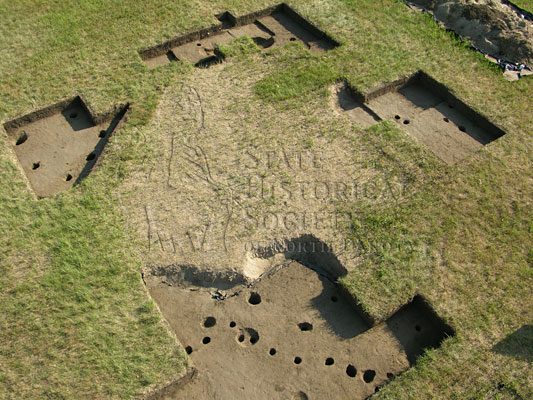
(330, 79, 501, 165)
(5, 99, 126, 197)
(144, 260, 451, 400)
(119, 62, 408, 283)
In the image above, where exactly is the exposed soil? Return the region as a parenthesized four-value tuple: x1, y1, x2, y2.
(405, 0, 533, 78)
(330, 81, 380, 129)
(119, 63, 409, 283)
(367, 84, 492, 165)
(142, 4, 338, 69)
(331, 73, 505, 165)
(144, 51, 178, 69)
(143, 260, 453, 400)
(4, 97, 128, 197)
(120, 54, 453, 400)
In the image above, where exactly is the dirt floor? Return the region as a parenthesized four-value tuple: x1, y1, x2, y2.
(144, 260, 452, 400)
(330, 82, 380, 129)
(405, 0, 533, 79)
(144, 5, 337, 69)
(5, 98, 126, 197)
(330, 76, 502, 165)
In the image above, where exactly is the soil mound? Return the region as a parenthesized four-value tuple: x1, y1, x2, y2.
(407, 0, 533, 68)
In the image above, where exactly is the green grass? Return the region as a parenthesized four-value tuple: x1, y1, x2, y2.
(254, 47, 337, 102)
(0, 158, 187, 399)
(511, 0, 533, 13)
(0, 0, 532, 399)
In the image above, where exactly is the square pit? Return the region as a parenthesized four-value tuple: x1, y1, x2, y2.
(332, 72, 506, 164)
(4, 97, 128, 197)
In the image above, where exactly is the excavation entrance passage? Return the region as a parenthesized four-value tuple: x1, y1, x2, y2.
(140, 3, 339, 69)
(143, 260, 454, 399)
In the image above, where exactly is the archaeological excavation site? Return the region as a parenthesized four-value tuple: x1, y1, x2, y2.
(0, 1, 531, 400)
(3, 97, 129, 197)
(142, 245, 454, 399)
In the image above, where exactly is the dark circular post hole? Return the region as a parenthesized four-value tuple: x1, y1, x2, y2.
(248, 292, 261, 305)
(298, 322, 313, 332)
(203, 316, 216, 328)
(363, 369, 376, 383)
(346, 365, 357, 378)
(247, 328, 259, 345)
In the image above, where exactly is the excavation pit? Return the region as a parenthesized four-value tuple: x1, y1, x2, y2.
(331, 81, 380, 129)
(332, 72, 506, 164)
(144, 260, 454, 399)
(4, 97, 128, 197)
(140, 3, 339, 69)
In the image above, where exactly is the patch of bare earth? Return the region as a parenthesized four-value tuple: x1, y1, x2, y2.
(120, 55, 447, 399)
(119, 61, 407, 282)
(143, 260, 452, 399)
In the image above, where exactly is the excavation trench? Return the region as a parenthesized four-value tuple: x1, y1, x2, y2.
(332, 71, 506, 165)
(140, 3, 339, 69)
(4, 97, 129, 198)
(143, 249, 454, 400)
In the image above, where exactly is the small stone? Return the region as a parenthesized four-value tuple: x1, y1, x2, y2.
(503, 70, 520, 81)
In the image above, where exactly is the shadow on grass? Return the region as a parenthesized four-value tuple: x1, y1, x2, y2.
(492, 325, 533, 361)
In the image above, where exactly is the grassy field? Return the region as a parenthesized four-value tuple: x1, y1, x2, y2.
(512, 0, 533, 13)
(0, 0, 531, 399)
